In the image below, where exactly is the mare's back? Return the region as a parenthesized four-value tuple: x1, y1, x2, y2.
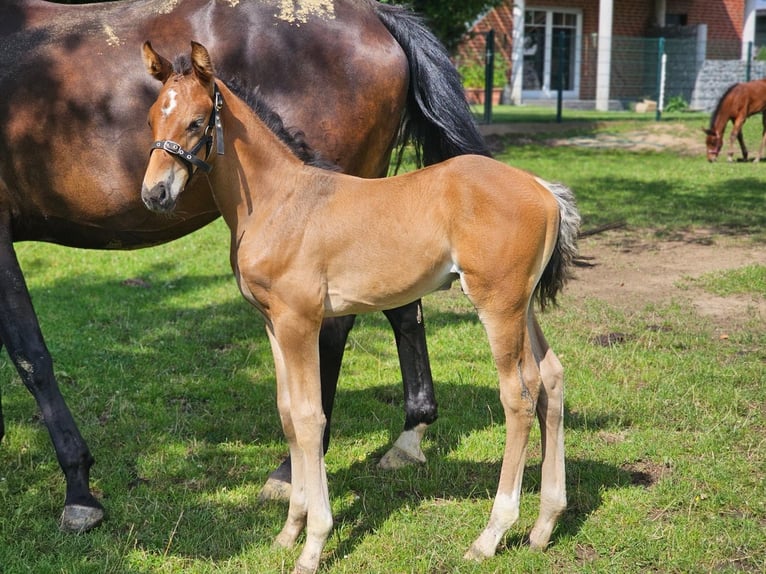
(0, 0, 406, 246)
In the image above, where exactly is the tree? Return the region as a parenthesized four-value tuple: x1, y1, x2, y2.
(381, 0, 503, 52)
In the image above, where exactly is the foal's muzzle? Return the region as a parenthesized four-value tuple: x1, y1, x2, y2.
(142, 176, 178, 213)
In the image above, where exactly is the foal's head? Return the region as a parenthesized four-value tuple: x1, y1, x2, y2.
(141, 41, 219, 212)
(702, 127, 722, 162)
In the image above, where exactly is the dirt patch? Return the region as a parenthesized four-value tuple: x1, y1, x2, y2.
(567, 228, 765, 336)
(546, 121, 706, 155)
(480, 121, 763, 334)
(481, 121, 707, 156)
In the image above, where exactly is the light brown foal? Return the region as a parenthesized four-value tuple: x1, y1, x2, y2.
(140, 42, 579, 573)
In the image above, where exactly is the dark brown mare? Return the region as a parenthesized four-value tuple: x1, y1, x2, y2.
(703, 78, 766, 162)
(0, 0, 489, 532)
(141, 41, 579, 573)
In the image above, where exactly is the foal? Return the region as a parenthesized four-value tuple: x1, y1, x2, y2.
(140, 42, 579, 573)
(703, 79, 766, 162)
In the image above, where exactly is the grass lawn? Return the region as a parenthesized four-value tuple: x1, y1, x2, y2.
(0, 113, 764, 573)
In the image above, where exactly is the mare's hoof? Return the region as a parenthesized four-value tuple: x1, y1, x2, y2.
(59, 504, 104, 533)
(378, 444, 426, 470)
(258, 477, 292, 502)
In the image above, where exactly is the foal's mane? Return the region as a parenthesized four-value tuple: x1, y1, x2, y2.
(709, 83, 738, 129)
(171, 55, 339, 171)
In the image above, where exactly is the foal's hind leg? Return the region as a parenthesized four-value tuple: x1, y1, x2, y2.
(527, 313, 566, 549)
(465, 306, 540, 560)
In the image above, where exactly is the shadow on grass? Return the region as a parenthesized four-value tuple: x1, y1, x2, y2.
(576, 174, 766, 232)
(1, 266, 632, 566)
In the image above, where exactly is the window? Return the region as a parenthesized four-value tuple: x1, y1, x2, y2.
(523, 8, 581, 98)
(665, 13, 688, 26)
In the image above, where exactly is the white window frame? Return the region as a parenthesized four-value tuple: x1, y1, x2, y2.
(523, 7, 582, 99)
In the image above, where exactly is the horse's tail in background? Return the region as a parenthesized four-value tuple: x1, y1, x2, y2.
(373, 2, 491, 168)
(534, 180, 581, 310)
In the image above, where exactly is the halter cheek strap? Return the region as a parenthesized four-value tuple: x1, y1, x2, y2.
(150, 83, 225, 176)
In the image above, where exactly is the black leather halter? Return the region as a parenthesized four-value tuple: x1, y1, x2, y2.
(150, 83, 225, 176)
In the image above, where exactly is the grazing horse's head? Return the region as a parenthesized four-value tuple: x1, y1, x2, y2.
(702, 127, 722, 162)
(141, 41, 220, 212)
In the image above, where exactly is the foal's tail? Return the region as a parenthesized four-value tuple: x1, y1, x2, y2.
(535, 180, 581, 310)
(372, 2, 491, 169)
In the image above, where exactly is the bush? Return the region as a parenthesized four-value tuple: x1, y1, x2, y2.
(457, 57, 508, 88)
(664, 94, 688, 112)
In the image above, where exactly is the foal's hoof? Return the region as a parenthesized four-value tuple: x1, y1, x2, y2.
(463, 544, 492, 562)
(59, 504, 104, 533)
(258, 477, 292, 502)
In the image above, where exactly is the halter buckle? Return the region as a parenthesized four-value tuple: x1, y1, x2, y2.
(162, 141, 181, 153)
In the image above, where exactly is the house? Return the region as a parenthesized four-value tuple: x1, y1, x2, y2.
(457, 0, 762, 110)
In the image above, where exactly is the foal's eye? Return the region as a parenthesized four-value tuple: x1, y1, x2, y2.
(187, 117, 205, 132)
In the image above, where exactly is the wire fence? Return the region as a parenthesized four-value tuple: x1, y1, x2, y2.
(605, 36, 764, 112)
(468, 30, 766, 122)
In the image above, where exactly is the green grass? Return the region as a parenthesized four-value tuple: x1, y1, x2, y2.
(1, 117, 765, 573)
(476, 104, 710, 125)
(684, 264, 766, 296)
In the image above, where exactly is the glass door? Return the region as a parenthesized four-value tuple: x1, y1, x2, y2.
(523, 9, 581, 98)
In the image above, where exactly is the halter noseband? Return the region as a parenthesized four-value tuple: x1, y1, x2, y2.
(150, 83, 225, 176)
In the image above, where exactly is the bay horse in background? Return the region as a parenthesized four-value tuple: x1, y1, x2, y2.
(703, 78, 766, 162)
(0, 0, 489, 532)
(141, 41, 579, 573)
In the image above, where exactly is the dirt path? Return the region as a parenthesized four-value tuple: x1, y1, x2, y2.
(568, 228, 765, 336)
(481, 120, 707, 155)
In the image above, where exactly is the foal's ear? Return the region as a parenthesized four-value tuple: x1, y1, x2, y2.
(142, 41, 173, 83)
(190, 41, 215, 86)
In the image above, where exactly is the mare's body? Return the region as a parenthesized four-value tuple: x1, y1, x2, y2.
(0, 0, 488, 531)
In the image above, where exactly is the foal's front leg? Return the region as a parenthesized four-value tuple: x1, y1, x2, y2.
(730, 119, 748, 161)
(266, 312, 332, 574)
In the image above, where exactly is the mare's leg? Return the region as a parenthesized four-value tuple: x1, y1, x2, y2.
(0, 217, 103, 531)
(464, 301, 539, 560)
(0, 345, 4, 441)
(260, 315, 355, 500)
(267, 310, 332, 574)
(379, 299, 438, 469)
(527, 314, 567, 549)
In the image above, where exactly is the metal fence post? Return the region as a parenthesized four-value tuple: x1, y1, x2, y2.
(746, 41, 753, 82)
(556, 30, 564, 123)
(655, 37, 665, 121)
(483, 29, 495, 124)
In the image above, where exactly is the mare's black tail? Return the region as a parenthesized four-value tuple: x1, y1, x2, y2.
(373, 2, 491, 168)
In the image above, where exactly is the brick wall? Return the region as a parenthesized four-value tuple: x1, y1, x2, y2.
(456, 0, 745, 101)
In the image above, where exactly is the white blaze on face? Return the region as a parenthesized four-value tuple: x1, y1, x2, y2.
(161, 89, 178, 118)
